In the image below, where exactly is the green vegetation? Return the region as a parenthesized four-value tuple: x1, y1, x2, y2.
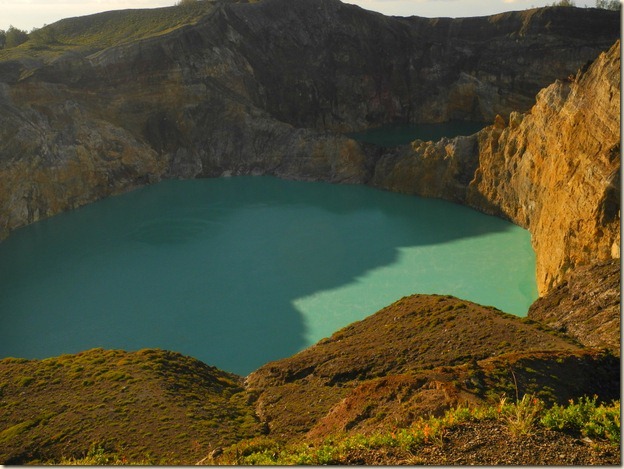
(0, 0, 217, 59)
(0, 26, 29, 49)
(1, 345, 619, 464)
(54, 444, 153, 466)
(551, 0, 622, 10)
(595, 0, 621, 9)
(541, 395, 621, 445)
(0, 348, 263, 465)
(551, 0, 621, 7)
(206, 396, 620, 465)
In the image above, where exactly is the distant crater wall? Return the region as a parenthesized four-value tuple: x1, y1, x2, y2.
(221, 0, 620, 130)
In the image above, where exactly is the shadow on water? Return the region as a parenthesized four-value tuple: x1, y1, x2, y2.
(0, 176, 534, 375)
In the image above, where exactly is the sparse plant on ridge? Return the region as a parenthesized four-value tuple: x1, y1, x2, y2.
(595, 0, 621, 10)
(501, 394, 544, 436)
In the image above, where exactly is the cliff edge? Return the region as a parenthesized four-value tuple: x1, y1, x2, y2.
(373, 40, 620, 294)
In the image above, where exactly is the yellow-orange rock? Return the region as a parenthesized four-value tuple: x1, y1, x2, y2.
(467, 41, 620, 294)
(373, 41, 620, 295)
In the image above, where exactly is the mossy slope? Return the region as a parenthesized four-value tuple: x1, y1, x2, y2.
(0, 0, 220, 60)
(0, 348, 263, 464)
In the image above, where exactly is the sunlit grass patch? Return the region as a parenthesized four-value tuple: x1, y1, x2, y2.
(208, 395, 621, 465)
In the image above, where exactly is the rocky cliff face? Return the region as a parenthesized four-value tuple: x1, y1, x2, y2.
(0, 82, 166, 237)
(0, 0, 619, 246)
(468, 41, 620, 294)
(211, 0, 620, 129)
(373, 40, 621, 295)
(528, 259, 620, 350)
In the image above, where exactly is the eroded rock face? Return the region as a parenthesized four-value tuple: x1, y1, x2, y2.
(0, 84, 166, 237)
(221, 0, 620, 129)
(467, 41, 621, 294)
(528, 259, 620, 350)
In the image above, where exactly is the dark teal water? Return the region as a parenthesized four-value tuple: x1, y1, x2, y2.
(348, 120, 485, 146)
(0, 176, 537, 375)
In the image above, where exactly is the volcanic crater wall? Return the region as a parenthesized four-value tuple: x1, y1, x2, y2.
(0, 0, 620, 297)
(373, 40, 621, 294)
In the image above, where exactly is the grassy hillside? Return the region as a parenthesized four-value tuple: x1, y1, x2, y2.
(211, 396, 620, 465)
(0, 0, 219, 60)
(0, 348, 263, 464)
(246, 294, 590, 438)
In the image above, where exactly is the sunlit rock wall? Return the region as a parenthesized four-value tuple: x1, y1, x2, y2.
(373, 41, 620, 294)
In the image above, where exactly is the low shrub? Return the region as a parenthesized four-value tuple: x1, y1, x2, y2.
(541, 396, 620, 444)
(503, 394, 544, 436)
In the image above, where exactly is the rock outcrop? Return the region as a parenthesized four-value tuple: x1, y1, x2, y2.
(468, 41, 620, 294)
(528, 259, 620, 350)
(373, 40, 621, 294)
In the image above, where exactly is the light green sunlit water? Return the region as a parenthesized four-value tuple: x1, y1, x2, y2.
(0, 176, 537, 375)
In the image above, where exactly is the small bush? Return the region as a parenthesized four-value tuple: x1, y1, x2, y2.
(15, 376, 34, 387)
(595, 0, 620, 9)
(541, 396, 620, 445)
(503, 394, 544, 436)
(55, 443, 152, 465)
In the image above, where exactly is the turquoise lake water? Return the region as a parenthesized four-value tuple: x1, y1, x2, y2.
(348, 121, 485, 146)
(0, 176, 537, 375)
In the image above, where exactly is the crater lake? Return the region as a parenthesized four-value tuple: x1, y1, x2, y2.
(0, 176, 537, 375)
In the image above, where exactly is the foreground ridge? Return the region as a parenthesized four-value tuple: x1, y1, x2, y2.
(0, 295, 619, 464)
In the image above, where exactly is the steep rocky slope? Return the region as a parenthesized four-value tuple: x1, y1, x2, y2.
(373, 40, 621, 294)
(467, 41, 621, 293)
(528, 259, 620, 350)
